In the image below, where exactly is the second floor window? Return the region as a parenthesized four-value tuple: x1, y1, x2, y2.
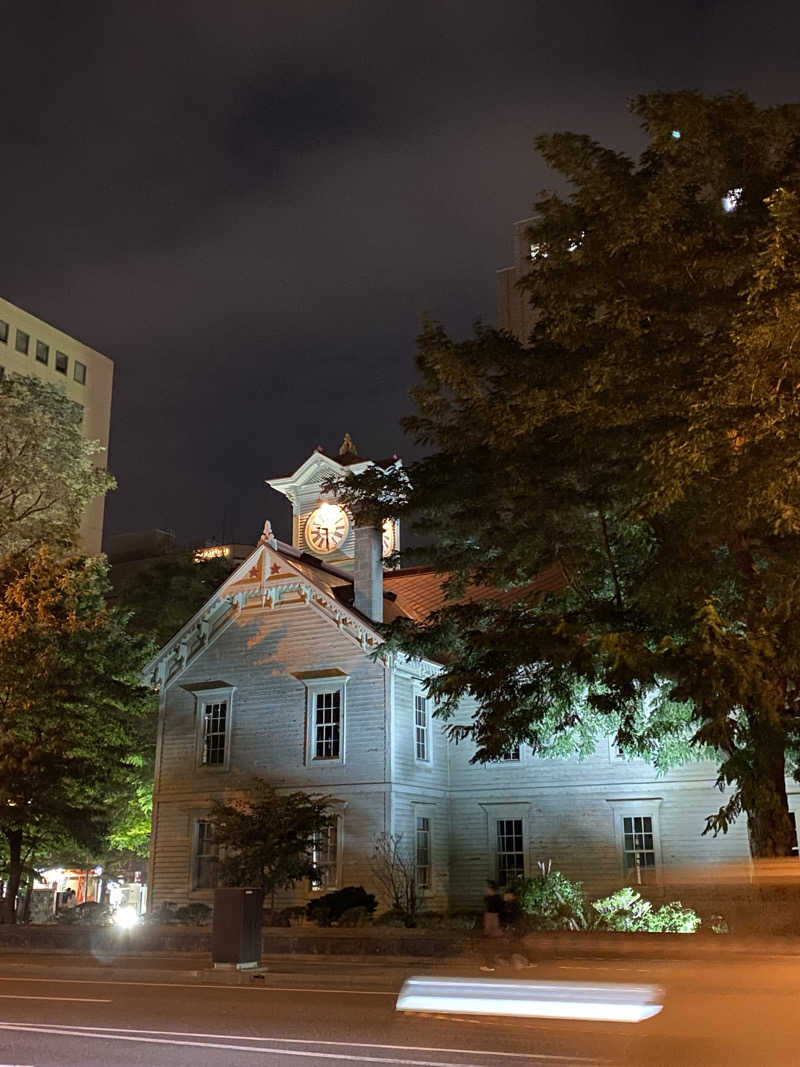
(415, 694, 429, 761)
(35, 340, 49, 365)
(201, 701, 227, 766)
(502, 747, 521, 761)
(15, 329, 28, 354)
(314, 690, 341, 759)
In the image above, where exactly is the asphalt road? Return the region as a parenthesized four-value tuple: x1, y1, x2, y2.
(0, 953, 795, 1065)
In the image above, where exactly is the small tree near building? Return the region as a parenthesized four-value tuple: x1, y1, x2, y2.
(0, 550, 153, 922)
(371, 832, 423, 927)
(209, 781, 334, 910)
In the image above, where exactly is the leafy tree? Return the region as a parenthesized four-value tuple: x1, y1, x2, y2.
(336, 92, 800, 858)
(116, 550, 238, 649)
(0, 375, 114, 556)
(209, 780, 333, 909)
(0, 550, 153, 921)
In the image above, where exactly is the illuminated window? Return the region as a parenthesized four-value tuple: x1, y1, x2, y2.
(73, 360, 86, 385)
(193, 819, 219, 889)
(416, 816, 431, 889)
(314, 690, 341, 760)
(496, 818, 524, 886)
(0, 321, 9, 343)
(35, 340, 49, 365)
(55, 351, 68, 375)
(15, 329, 29, 354)
(311, 821, 340, 889)
(622, 816, 656, 872)
(200, 701, 228, 766)
(414, 694, 430, 762)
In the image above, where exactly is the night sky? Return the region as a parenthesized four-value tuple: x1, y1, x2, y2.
(2, 2, 799, 547)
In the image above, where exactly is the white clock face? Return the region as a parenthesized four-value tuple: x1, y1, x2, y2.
(305, 502, 349, 554)
(382, 520, 395, 557)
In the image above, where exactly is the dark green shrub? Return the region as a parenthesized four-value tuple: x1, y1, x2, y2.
(448, 910, 481, 930)
(174, 902, 212, 926)
(262, 908, 290, 927)
(306, 886, 377, 926)
(516, 867, 587, 930)
(415, 911, 446, 929)
(58, 901, 112, 926)
(337, 905, 371, 927)
(373, 908, 407, 927)
(591, 888, 701, 933)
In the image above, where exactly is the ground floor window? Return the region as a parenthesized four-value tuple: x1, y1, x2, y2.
(311, 821, 339, 889)
(496, 818, 524, 886)
(622, 815, 656, 874)
(193, 819, 219, 889)
(415, 816, 431, 889)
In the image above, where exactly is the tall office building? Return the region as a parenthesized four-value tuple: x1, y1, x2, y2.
(496, 216, 537, 343)
(0, 297, 113, 555)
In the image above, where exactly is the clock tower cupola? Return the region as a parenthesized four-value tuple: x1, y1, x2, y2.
(266, 435, 399, 570)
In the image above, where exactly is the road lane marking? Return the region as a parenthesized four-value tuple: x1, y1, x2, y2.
(0, 1024, 604, 1066)
(0, 975, 395, 995)
(0, 1020, 588, 1060)
(0, 994, 109, 1003)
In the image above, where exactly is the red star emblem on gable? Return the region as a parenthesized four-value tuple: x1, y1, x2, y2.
(270, 562, 281, 575)
(248, 566, 258, 579)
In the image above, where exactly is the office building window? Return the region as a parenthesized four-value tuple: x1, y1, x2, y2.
(311, 821, 339, 889)
(200, 700, 228, 766)
(0, 321, 8, 343)
(622, 815, 657, 872)
(35, 340, 49, 365)
(15, 330, 29, 354)
(415, 694, 429, 762)
(496, 818, 525, 886)
(416, 816, 431, 889)
(73, 359, 86, 384)
(55, 351, 68, 374)
(193, 820, 219, 889)
(314, 690, 341, 759)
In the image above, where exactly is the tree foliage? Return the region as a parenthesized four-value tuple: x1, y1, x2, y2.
(0, 375, 114, 556)
(336, 92, 800, 857)
(209, 780, 333, 907)
(0, 550, 154, 920)
(116, 550, 238, 649)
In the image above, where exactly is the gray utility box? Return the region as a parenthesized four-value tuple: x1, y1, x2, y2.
(212, 887, 264, 969)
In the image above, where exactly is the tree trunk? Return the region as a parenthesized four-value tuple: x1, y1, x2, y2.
(0, 829, 23, 924)
(743, 725, 796, 859)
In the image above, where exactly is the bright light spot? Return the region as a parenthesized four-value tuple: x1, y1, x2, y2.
(530, 242, 548, 261)
(671, 129, 681, 139)
(722, 187, 743, 213)
(194, 545, 232, 562)
(396, 977, 663, 1024)
(115, 906, 139, 930)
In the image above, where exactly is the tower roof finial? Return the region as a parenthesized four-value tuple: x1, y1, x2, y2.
(339, 432, 358, 457)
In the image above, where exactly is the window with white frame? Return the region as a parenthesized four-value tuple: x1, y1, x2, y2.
(496, 818, 525, 886)
(790, 812, 799, 858)
(414, 693, 430, 762)
(622, 815, 657, 874)
(313, 690, 341, 759)
(416, 815, 431, 889)
(311, 820, 339, 889)
(200, 700, 228, 766)
(501, 747, 521, 761)
(193, 819, 219, 889)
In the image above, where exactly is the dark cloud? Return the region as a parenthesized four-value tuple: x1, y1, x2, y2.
(1, 0, 799, 545)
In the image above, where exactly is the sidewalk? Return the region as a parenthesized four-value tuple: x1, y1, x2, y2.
(0, 950, 469, 988)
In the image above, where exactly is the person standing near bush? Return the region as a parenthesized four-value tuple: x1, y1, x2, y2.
(480, 881, 504, 971)
(502, 888, 523, 932)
